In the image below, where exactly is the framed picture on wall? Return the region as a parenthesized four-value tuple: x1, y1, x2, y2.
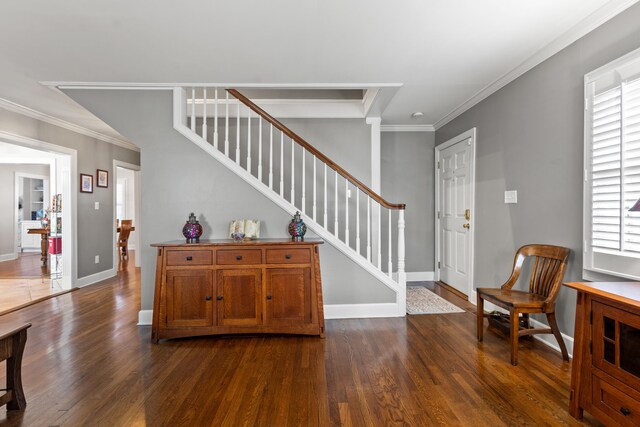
(80, 174, 93, 193)
(97, 169, 109, 188)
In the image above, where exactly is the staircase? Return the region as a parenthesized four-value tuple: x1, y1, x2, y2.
(172, 87, 407, 316)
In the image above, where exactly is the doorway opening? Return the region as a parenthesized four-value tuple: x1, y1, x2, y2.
(435, 128, 476, 301)
(0, 137, 76, 314)
(114, 161, 141, 271)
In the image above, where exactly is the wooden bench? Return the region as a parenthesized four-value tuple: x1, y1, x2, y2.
(0, 323, 31, 410)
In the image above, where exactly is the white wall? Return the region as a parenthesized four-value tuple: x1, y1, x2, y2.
(0, 164, 49, 258)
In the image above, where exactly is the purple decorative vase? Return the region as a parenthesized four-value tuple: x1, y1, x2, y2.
(288, 211, 307, 241)
(182, 212, 203, 243)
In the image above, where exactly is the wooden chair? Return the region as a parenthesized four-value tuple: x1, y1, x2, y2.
(117, 219, 133, 261)
(476, 244, 570, 365)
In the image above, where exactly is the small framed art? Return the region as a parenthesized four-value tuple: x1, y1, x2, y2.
(80, 174, 93, 193)
(97, 169, 109, 188)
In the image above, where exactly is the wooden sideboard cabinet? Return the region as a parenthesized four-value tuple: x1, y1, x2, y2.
(151, 239, 325, 343)
(564, 282, 640, 426)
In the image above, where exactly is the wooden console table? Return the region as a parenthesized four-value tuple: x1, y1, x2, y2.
(151, 238, 325, 343)
(565, 281, 640, 425)
(27, 227, 49, 267)
(0, 323, 31, 410)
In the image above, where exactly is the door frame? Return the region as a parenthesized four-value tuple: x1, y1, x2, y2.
(1, 131, 77, 290)
(434, 128, 476, 302)
(113, 160, 141, 268)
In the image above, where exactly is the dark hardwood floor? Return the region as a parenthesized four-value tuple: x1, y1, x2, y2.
(0, 264, 601, 426)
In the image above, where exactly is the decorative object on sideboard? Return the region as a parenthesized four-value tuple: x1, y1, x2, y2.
(41, 214, 49, 228)
(182, 212, 203, 243)
(288, 211, 307, 241)
(97, 169, 109, 188)
(228, 219, 260, 240)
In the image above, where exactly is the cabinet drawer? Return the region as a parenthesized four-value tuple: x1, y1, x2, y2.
(266, 248, 310, 264)
(166, 250, 212, 266)
(216, 249, 262, 265)
(592, 374, 640, 426)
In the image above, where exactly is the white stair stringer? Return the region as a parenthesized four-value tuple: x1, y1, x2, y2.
(172, 88, 406, 317)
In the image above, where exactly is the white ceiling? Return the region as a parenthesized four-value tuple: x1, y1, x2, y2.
(0, 0, 636, 143)
(0, 141, 57, 163)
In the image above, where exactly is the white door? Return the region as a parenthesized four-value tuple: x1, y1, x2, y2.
(437, 134, 474, 296)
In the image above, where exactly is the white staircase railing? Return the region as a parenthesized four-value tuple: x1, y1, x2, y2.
(173, 87, 407, 315)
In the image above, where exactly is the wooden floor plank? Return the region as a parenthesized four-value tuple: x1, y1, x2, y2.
(0, 270, 603, 426)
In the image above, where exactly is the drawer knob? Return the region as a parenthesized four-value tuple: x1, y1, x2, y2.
(285, 254, 292, 259)
(205, 295, 212, 301)
(216, 295, 223, 300)
(236, 255, 242, 260)
(621, 407, 631, 416)
(186, 256, 193, 261)
(266, 295, 272, 300)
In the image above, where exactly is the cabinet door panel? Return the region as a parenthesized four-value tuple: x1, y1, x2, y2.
(217, 269, 261, 326)
(166, 270, 214, 328)
(265, 268, 311, 325)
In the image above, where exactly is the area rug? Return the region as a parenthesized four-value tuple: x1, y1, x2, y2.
(406, 287, 465, 315)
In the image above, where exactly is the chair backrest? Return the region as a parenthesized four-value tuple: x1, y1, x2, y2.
(118, 219, 133, 244)
(507, 244, 570, 303)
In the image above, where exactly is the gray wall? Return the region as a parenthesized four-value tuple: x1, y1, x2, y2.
(435, 3, 640, 337)
(0, 164, 49, 256)
(65, 89, 395, 311)
(0, 109, 140, 278)
(381, 132, 435, 273)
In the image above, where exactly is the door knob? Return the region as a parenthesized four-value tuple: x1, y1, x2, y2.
(463, 223, 470, 229)
(266, 295, 272, 300)
(186, 256, 193, 261)
(216, 295, 223, 300)
(236, 255, 242, 260)
(205, 295, 212, 301)
(285, 254, 292, 259)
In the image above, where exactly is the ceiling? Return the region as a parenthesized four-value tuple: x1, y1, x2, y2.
(0, 141, 57, 164)
(0, 1, 636, 144)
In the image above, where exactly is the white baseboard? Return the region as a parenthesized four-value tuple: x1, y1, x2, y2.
(138, 310, 153, 325)
(406, 271, 435, 281)
(324, 303, 402, 319)
(0, 253, 18, 262)
(75, 268, 116, 288)
(473, 290, 574, 358)
(137, 303, 402, 325)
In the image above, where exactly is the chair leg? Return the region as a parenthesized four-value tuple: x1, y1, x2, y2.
(547, 312, 569, 361)
(477, 293, 484, 342)
(510, 308, 519, 366)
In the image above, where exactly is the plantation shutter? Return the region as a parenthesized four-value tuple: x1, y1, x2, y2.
(590, 78, 640, 254)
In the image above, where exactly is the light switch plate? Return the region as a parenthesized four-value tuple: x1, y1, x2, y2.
(94, 202, 99, 210)
(504, 190, 518, 204)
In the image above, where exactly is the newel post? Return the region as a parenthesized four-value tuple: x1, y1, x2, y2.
(397, 209, 407, 315)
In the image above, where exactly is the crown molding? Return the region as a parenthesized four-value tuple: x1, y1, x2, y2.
(381, 125, 435, 132)
(433, 0, 640, 130)
(0, 97, 139, 152)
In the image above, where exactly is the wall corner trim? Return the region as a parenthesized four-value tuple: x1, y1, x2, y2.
(74, 268, 116, 288)
(324, 303, 403, 319)
(0, 97, 139, 152)
(0, 253, 18, 263)
(138, 310, 153, 326)
(381, 125, 435, 132)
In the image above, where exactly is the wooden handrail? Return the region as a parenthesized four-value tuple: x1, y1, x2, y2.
(227, 89, 406, 210)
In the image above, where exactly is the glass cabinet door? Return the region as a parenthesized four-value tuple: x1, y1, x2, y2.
(592, 301, 640, 388)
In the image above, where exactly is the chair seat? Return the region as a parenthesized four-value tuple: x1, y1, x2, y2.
(477, 288, 548, 310)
